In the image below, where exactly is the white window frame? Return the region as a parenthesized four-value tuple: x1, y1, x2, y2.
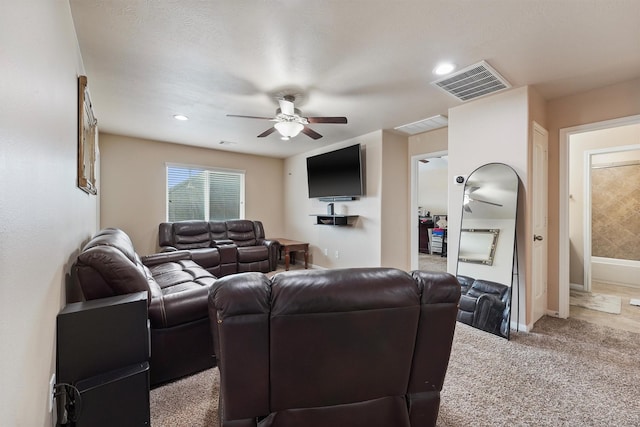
(166, 163, 245, 221)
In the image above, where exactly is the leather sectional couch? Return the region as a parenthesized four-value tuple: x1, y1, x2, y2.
(209, 268, 461, 427)
(159, 220, 279, 275)
(456, 275, 511, 336)
(73, 228, 219, 386)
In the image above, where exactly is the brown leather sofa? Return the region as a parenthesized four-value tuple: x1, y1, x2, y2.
(457, 275, 511, 336)
(159, 220, 279, 275)
(208, 268, 461, 427)
(73, 228, 218, 386)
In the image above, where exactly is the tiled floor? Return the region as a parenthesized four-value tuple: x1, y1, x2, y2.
(570, 281, 640, 334)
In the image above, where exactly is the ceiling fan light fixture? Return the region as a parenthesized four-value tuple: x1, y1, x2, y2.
(274, 121, 304, 138)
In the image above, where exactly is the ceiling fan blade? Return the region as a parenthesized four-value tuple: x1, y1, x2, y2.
(257, 127, 277, 138)
(278, 98, 295, 116)
(470, 197, 503, 207)
(465, 186, 481, 194)
(301, 126, 323, 140)
(306, 117, 348, 124)
(227, 114, 274, 120)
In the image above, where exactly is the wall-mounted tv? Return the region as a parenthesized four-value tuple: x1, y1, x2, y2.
(306, 144, 364, 199)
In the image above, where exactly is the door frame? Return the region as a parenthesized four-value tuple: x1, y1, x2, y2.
(410, 150, 448, 270)
(558, 114, 640, 318)
(583, 144, 640, 292)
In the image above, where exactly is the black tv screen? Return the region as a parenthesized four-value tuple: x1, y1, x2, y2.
(306, 144, 364, 198)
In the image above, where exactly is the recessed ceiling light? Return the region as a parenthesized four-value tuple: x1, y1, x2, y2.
(173, 114, 189, 121)
(433, 63, 456, 76)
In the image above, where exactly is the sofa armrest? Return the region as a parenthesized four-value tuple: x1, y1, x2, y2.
(472, 294, 506, 330)
(209, 272, 271, 421)
(141, 250, 192, 266)
(257, 238, 280, 271)
(160, 246, 179, 252)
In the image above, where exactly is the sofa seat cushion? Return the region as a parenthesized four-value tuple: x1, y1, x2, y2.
(147, 260, 217, 328)
(186, 248, 221, 270)
(237, 246, 269, 263)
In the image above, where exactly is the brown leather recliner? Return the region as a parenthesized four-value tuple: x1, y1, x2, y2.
(73, 228, 217, 386)
(208, 268, 461, 427)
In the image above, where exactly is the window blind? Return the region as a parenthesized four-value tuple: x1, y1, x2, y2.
(167, 165, 243, 222)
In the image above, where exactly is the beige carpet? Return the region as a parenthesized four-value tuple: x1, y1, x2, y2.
(570, 290, 622, 314)
(151, 316, 640, 427)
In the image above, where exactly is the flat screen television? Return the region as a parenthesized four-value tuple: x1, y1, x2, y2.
(306, 144, 364, 199)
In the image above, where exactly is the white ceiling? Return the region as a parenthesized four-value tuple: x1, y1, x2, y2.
(69, 0, 640, 159)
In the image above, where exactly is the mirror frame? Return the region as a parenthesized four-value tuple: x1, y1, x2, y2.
(455, 162, 519, 340)
(77, 75, 98, 195)
(458, 228, 500, 265)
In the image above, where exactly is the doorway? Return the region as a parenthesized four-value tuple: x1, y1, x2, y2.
(559, 114, 640, 318)
(410, 151, 448, 271)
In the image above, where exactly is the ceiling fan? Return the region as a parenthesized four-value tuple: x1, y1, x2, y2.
(463, 186, 503, 213)
(227, 95, 347, 140)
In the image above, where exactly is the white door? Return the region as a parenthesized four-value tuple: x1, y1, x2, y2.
(532, 123, 549, 324)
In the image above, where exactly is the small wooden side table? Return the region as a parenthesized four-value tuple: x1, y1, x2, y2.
(272, 238, 309, 271)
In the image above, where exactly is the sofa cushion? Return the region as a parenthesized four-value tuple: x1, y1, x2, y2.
(225, 220, 257, 247)
(172, 220, 212, 250)
(147, 260, 216, 327)
(208, 221, 228, 240)
(237, 246, 269, 263)
(76, 229, 150, 300)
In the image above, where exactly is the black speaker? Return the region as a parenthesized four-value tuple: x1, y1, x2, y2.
(73, 362, 150, 427)
(56, 292, 150, 384)
(56, 292, 150, 426)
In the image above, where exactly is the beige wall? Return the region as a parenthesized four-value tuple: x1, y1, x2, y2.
(408, 127, 448, 157)
(546, 77, 640, 310)
(568, 124, 640, 284)
(283, 131, 385, 268)
(99, 133, 285, 255)
(381, 131, 409, 269)
(418, 159, 448, 216)
(448, 87, 530, 325)
(0, 2, 99, 426)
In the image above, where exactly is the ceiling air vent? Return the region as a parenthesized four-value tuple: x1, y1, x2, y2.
(395, 115, 448, 135)
(432, 60, 511, 102)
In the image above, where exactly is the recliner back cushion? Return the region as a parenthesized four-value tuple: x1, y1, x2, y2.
(76, 229, 150, 300)
(208, 221, 228, 240)
(467, 279, 508, 299)
(225, 220, 257, 247)
(268, 268, 420, 411)
(172, 221, 211, 249)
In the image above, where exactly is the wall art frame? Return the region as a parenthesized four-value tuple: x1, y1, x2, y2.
(77, 75, 98, 195)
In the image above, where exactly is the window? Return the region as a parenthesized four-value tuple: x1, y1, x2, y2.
(167, 164, 245, 221)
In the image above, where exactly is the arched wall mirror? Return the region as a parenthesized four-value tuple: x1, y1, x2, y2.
(456, 163, 519, 339)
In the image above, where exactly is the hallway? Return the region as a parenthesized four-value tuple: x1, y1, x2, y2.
(570, 281, 640, 334)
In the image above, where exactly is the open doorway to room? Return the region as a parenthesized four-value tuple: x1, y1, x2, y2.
(560, 116, 640, 333)
(410, 151, 448, 272)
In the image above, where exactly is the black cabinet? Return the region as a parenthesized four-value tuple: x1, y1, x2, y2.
(56, 292, 150, 426)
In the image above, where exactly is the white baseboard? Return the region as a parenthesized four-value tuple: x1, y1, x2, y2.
(592, 257, 640, 288)
(510, 320, 530, 333)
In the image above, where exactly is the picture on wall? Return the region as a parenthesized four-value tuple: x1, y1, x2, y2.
(77, 75, 98, 195)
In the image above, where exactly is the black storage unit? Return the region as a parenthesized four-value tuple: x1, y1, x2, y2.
(56, 292, 150, 426)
